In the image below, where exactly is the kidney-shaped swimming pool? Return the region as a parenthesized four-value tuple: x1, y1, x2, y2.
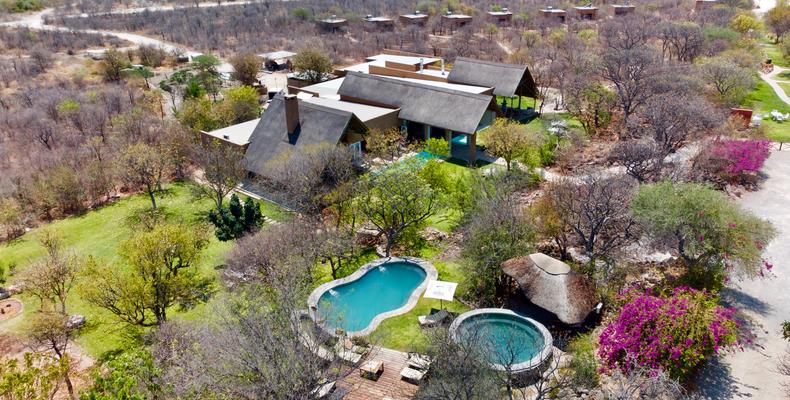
(308, 257, 437, 336)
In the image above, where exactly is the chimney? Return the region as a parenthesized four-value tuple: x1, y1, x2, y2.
(419, 58, 424, 73)
(440, 59, 445, 75)
(284, 94, 299, 135)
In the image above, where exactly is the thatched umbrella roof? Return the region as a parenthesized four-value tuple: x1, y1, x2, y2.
(501, 253, 597, 325)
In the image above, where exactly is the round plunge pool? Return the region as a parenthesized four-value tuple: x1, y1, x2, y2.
(449, 308, 553, 373)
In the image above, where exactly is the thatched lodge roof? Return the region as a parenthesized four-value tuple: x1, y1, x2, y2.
(501, 253, 597, 325)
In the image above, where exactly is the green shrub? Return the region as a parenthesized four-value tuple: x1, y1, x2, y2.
(566, 333, 600, 389)
(424, 138, 450, 158)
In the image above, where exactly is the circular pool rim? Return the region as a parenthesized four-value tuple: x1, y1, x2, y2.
(449, 308, 553, 373)
(307, 256, 438, 337)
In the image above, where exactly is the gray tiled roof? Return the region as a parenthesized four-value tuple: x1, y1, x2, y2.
(244, 95, 360, 176)
(337, 72, 493, 134)
(447, 57, 538, 98)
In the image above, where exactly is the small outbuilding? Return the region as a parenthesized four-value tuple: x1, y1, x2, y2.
(318, 15, 348, 33)
(612, 4, 636, 15)
(440, 11, 473, 33)
(573, 4, 598, 20)
(364, 15, 395, 30)
(540, 7, 567, 23)
(400, 10, 429, 25)
(501, 253, 597, 325)
(487, 8, 513, 25)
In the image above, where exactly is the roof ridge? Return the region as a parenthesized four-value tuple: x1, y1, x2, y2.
(344, 71, 491, 101)
(271, 94, 354, 117)
(454, 57, 526, 71)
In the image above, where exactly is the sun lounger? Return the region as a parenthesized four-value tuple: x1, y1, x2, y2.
(418, 309, 449, 327)
(309, 381, 335, 399)
(400, 366, 427, 384)
(407, 352, 432, 370)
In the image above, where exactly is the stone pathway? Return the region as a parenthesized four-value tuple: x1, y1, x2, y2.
(761, 65, 790, 108)
(696, 147, 790, 399)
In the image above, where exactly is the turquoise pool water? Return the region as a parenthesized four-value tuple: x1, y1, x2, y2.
(316, 261, 427, 333)
(456, 313, 546, 365)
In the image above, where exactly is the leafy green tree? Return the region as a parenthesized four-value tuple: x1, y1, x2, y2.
(424, 138, 450, 158)
(82, 223, 213, 327)
(730, 14, 762, 34)
(356, 161, 440, 255)
(116, 143, 170, 210)
(177, 98, 219, 132)
(564, 79, 616, 136)
(80, 348, 163, 400)
(292, 48, 333, 84)
(483, 119, 535, 171)
(365, 127, 406, 160)
(632, 182, 776, 289)
(216, 86, 260, 126)
(230, 53, 261, 86)
(190, 54, 221, 99)
(291, 7, 312, 20)
(100, 49, 127, 82)
(0, 353, 68, 400)
(207, 194, 263, 241)
(765, 2, 790, 43)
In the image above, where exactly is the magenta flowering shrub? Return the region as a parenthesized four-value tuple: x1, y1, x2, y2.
(598, 287, 739, 381)
(701, 139, 771, 183)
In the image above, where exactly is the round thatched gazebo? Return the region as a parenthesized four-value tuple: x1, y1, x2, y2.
(501, 253, 597, 325)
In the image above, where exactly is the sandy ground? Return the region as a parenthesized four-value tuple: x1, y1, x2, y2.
(696, 148, 790, 399)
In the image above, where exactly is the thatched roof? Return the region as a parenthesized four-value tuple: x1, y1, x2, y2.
(338, 72, 495, 134)
(447, 57, 538, 98)
(501, 253, 597, 325)
(244, 94, 366, 177)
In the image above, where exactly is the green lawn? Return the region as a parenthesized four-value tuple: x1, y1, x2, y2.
(0, 183, 286, 358)
(495, 95, 541, 110)
(762, 41, 788, 68)
(741, 80, 790, 142)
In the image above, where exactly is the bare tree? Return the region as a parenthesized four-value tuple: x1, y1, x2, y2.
(659, 22, 704, 62)
(17, 230, 82, 314)
(545, 174, 638, 271)
(639, 94, 719, 154)
(605, 362, 686, 400)
(116, 143, 170, 210)
(608, 140, 664, 183)
(230, 52, 262, 86)
(192, 139, 247, 211)
(600, 46, 663, 129)
(700, 59, 755, 105)
(26, 312, 80, 400)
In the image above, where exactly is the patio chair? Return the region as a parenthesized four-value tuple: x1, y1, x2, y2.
(418, 309, 449, 327)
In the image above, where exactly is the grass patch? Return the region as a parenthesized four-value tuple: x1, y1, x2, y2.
(741, 80, 790, 142)
(371, 257, 471, 352)
(0, 183, 287, 358)
(762, 41, 788, 68)
(495, 95, 540, 110)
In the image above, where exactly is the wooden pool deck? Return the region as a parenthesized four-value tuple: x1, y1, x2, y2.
(339, 347, 419, 400)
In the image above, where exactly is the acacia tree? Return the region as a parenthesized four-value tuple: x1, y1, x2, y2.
(82, 223, 212, 327)
(192, 139, 247, 211)
(700, 59, 755, 105)
(230, 52, 261, 86)
(765, 2, 790, 43)
(116, 143, 170, 210)
(564, 76, 617, 136)
(600, 46, 663, 129)
(365, 127, 407, 161)
(357, 161, 439, 256)
(292, 48, 333, 84)
(545, 174, 638, 273)
(152, 278, 357, 399)
(17, 230, 81, 314)
(484, 119, 535, 171)
(0, 353, 68, 400)
(632, 182, 776, 288)
(26, 312, 79, 400)
(639, 94, 719, 154)
(608, 140, 664, 183)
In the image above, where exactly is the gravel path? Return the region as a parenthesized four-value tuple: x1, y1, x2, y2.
(761, 66, 790, 108)
(697, 148, 790, 399)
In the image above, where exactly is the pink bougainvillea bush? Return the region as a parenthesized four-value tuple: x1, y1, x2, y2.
(698, 139, 771, 184)
(598, 287, 739, 381)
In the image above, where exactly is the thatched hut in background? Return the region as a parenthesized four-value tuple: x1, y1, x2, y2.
(501, 253, 597, 325)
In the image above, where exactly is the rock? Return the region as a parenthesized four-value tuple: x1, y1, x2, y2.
(65, 314, 86, 329)
(421, 227, 448, 242)
(6, 284, 23, 295)
(0, 288, 9, 300)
